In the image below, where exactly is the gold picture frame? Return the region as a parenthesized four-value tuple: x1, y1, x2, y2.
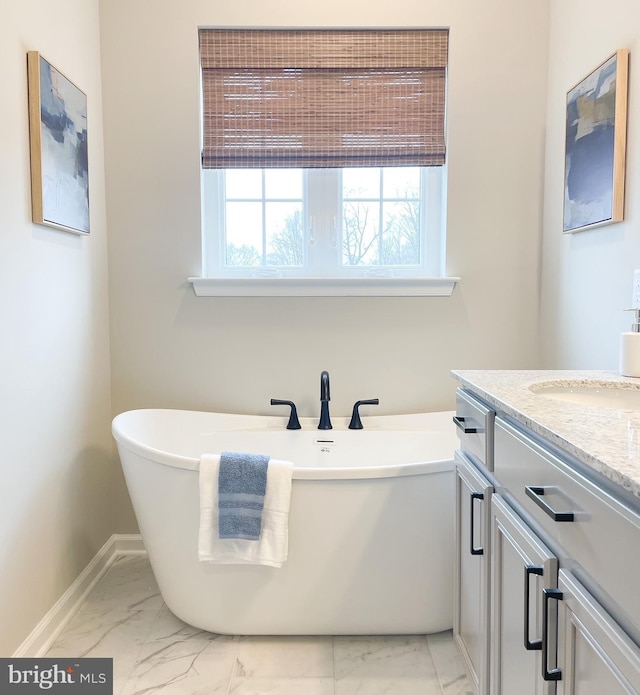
(27, 51, 90, 235)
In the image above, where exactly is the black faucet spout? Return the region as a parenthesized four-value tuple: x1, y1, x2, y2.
(320, 370, 330, 402)
(318, 370, 332, 430)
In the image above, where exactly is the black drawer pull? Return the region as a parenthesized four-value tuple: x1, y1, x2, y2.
(542, 588, 563, 681)
(453, 415, 479, 434)
(525, 486, 575, 522)
(470, 492, 484, 555)
(524, 565, 543, 651)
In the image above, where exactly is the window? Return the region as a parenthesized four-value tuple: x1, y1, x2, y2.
(195, 29, 454, 296)
(202, 167, 444, 279)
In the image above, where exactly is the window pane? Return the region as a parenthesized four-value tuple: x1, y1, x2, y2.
(343, 201, 380, 265)
(265, 202, 304, 266)
(204, 165, 439, 277)
(226, 169, 262, 199)
(383, 167, 420, 199)
(341, 168, 422, 268)
(264, 169, 303, 199)
(225, 202, 262, 265)
(381, 201, 420, 265)
(343, 168, 380, 199)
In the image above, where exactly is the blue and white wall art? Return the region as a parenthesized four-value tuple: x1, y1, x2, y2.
(563, 49, 628, 233)
(28, 52, 90, 235)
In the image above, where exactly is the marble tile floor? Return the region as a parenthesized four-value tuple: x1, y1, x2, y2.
(46, 555, 472, 695)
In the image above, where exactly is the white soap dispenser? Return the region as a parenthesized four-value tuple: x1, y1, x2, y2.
(620, 308, 640, 377)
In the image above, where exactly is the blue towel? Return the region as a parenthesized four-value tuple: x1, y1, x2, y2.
(218, 451, 270, 540)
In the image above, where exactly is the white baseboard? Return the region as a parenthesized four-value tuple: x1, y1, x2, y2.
(112, 533, 146, 557)
(13, 534, 145, 658)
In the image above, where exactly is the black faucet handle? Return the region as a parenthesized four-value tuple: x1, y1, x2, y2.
(270, 399, 302, 430)
(348, 398, 380, 430)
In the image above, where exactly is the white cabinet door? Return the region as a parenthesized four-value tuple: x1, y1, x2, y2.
(554, 570, 640, 694)
(491, 494, 558, 695)
(454, 451, 493, 695)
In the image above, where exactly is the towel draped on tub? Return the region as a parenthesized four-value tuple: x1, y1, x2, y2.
(218, 451, 269, 540)
(198, 451, 293, 567)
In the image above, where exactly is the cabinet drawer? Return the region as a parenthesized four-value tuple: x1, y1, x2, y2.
(455, 389, 495, 471)
(494, 416, 640, 639)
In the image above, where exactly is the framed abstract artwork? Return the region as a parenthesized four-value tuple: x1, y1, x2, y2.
(27, 51, 90, 235)
(563, 49, 629, 233)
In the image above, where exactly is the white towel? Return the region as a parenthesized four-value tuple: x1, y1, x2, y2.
(198, 454, 293, 567)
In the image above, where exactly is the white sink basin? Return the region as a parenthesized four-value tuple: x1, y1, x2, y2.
(530, 383, 640, 409)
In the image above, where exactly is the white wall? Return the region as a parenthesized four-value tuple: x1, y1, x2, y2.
(541, 0, 640, 368)
(0, 0, 115, 655)
(100, 0, 550, 427)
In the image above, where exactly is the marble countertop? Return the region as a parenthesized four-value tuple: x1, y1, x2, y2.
(451, 369, 640, 501)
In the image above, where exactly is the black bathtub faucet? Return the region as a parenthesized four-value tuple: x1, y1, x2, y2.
(318, 370, 332, 430)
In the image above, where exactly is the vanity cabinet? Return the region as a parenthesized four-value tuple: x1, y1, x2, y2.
(453, 385, 640, 695)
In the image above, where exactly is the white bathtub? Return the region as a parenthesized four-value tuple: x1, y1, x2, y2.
(112, 409, 457, 635)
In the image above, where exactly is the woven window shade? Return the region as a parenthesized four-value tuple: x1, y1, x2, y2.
(199, 29, 448, 169)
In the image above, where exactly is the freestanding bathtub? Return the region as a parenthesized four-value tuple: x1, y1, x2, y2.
(112, 409, 457, 635)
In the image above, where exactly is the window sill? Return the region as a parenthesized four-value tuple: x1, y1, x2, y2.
(188, 276, 459, 297)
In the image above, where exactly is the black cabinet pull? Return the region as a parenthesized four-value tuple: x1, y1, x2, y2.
(524, 565, 543, 651)
(542, 588, 563, 681)
(470, 492, 484, 556)
(525, 486, 575, 522)
(453, 415, 479, 434)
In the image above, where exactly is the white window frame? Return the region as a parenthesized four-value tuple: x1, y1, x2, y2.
(192, 166, 458, 297)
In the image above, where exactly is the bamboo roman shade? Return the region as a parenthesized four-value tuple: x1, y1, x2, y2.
(199, 29, 448, 169)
